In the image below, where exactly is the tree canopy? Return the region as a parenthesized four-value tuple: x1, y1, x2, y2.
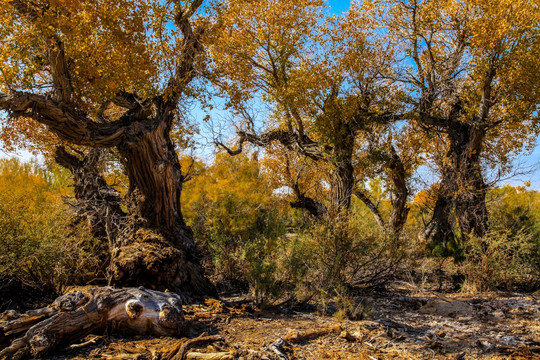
(0, 0, 538, 294)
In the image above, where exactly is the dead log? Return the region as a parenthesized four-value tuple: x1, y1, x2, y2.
(283, 324, 342, 343)
(0, 287, 185, 360)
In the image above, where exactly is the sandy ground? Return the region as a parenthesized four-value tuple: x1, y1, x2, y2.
(39, 288, 539, 360)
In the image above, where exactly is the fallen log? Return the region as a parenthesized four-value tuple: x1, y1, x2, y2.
(283, 324, 342, 343)
(0, 287, 185, 360)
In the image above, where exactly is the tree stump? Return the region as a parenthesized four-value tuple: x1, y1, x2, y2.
(0, 287, 185, 359)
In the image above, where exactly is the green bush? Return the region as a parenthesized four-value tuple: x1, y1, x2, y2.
(289, 215, 403, 301)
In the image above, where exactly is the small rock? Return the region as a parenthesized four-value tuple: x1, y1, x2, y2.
(477, 339, 496, 352)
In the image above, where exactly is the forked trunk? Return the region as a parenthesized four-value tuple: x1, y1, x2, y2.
(355, 146, 409, 237)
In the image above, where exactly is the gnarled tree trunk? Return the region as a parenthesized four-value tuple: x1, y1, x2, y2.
(422, 122, 488, 245)
(328, 158, 355, 216)
(110, 113, 215, 296)
(327, 126, 356, 217)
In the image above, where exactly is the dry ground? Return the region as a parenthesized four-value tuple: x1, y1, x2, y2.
(35, 286, 539, 360)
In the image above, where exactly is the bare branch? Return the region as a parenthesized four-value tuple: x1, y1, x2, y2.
(354, 190, 385, 228)
(164, 0, 205, 107)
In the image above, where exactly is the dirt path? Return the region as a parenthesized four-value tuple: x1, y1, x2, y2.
(41, 291, 539, 360)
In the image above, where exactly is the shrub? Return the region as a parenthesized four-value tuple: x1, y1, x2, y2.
(459, 230, 539, 292)
(456, 185, 540, 292)
(182, 153, 289, 293)
(0, 158, 105, 310)
(290, 215, 403, 301)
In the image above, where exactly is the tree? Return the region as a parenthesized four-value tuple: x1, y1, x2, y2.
(353, 123, 423, 236)
(384, 0, 540, 245)
(0, 0, 215, 296)
(208, 0, 407, 219)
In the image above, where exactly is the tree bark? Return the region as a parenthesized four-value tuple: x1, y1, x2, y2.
(0, 287, 185, 360)
(327, 125, 356, 217)
(423, 122, 488, 245)
(110, 113, 216, 297)
(386, 146, 410, 235)
(328, 160, 355, 216)
(453, 125, 488, 238)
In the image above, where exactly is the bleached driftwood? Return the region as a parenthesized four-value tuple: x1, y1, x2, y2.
(0, 287, 185, 360)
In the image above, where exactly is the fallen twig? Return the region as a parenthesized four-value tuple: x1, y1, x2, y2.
(169, 334, 225, 360)
(69, 335, 103, 349)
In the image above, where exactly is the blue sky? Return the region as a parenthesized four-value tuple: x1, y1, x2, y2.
(328, 0, 352, 14)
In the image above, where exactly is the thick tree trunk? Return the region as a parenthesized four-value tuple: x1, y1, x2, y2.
(327, 132, 355, 217)
(387, 146, 409, 235)
(420, 184, 455, 245)
(328, 160, 355, 215)
(53, 116, 216, 298)
(454, 126, 488, 238)
(110, 114, 215, 297)
(1, 0, 214, 299)
(423, 123, 488, 245)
